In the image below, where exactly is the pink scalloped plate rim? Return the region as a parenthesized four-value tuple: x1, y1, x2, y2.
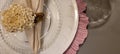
(64, 0, 89, 54)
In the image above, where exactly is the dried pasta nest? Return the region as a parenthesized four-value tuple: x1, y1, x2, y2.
(2, 4, 36, 32)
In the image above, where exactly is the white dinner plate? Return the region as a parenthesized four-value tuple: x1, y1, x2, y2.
(0, 0, 78, 54)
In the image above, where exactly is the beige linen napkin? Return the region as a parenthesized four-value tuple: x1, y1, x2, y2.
(25, 0, 44, 54)
(12, 0, 44, 54)
(31, 0, 44, 54)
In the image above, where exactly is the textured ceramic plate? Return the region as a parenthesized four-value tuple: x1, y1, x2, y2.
(41, 0, 78, 54)
(0, 0, 78, 54)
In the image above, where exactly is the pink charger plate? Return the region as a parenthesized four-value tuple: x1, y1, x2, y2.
(64, 0, 89, 54)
